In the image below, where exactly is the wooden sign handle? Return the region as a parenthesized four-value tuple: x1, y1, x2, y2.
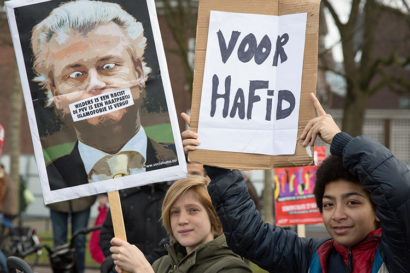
(297, 224, 306, 238)
(107, 190, 127, 240)
(108, 190, 130, 273)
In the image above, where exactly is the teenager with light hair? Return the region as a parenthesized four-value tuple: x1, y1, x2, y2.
(110, 176, 251, 273)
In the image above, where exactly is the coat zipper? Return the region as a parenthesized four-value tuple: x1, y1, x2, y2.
(347, 248, 353, 273)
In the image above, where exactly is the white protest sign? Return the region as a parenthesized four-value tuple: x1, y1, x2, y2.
(5, 0, 188, 204)
(69, 88, 134, 122)
(198, 11, 307, 155)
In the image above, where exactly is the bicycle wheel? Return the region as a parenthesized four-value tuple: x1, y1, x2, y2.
(6, 256, 33, 273)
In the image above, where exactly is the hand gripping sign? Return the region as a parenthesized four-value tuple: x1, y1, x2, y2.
(189, 0, 321, 169)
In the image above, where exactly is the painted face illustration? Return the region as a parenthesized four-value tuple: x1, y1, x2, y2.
(47, 22, 145, 126)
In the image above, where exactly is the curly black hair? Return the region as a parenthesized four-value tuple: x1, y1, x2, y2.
(314, 155, 360, 213)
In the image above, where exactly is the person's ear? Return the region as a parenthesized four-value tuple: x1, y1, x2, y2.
(53, 93, 62, 109)
(133, 58, 144, 80)
(47, 73, 60, 101)
(50, 85, 65, 110)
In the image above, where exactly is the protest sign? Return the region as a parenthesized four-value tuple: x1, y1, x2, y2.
(190, 0, 321, 169)
(6, 0, 186, 204)
(274, 146, 326, 226)
(274, 165, 322, 226)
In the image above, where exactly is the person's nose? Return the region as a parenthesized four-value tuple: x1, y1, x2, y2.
(86, 69, 106, 92)
(177, 211, 189, 225)
(331, 204, 347, 221)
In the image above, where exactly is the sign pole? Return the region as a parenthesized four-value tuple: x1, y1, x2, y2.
(107, 191, 127, 241)
(297, 224, 306, 237)
(107, 187, 129, 273)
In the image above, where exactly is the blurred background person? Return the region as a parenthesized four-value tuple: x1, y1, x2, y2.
(89, 194, 108, 264)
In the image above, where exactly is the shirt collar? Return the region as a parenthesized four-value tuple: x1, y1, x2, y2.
(78, 126, 148, 175)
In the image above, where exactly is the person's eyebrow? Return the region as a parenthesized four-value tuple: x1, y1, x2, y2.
(98, 55, 121, 62)
(322, 195, 335, 200)
(61, 63, 83, 72)
(341, 192, 366, 199)
(323, 192, 366, 200)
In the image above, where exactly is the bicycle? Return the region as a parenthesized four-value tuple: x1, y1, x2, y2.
(6, 256, 33, 273)
(13, 225, 101, 273)
(0, 217, 42, 273)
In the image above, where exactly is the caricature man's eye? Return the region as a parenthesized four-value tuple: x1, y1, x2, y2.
(69, 71, 83, 79)
(102, 63, 115, 70)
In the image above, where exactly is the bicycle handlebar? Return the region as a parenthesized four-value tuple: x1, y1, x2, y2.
(69, 225, 101, 247)
(18, 225, 102, 258)
(20, 243, 53, 258)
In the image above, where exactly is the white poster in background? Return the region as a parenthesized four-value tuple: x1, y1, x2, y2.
(198, 11, 307, 155)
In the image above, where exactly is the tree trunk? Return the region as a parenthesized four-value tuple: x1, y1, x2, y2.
(341, 88, 368, 136)
(262, 169, 274, 224)
(9, 64, 23, 216)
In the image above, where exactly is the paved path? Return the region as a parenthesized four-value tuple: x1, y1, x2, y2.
(32, 265, 99, 273)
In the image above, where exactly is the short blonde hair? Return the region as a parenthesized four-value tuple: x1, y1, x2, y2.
(161, 176, 223, 242)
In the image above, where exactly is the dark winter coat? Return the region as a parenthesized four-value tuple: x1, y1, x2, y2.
(152, 234, 251, 273)
(206, 132, 410, 273)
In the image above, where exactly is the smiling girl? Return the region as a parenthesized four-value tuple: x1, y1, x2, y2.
(110, 176, 251, 273)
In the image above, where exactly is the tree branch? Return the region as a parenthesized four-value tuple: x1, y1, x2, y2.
(346, 0, 361, 28)
(359, 0, 381, 89)
(322, 0, 344, 30)
(401, 0, 410, 13)
(318, 64, 347, 78)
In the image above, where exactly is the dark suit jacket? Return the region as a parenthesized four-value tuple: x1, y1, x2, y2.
(46, 138, 178, 191)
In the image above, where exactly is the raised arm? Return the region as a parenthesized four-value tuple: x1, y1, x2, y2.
(300, 93, 410, 273)
(180, 112, 323, 272)
(330, 131, 410, 273)
(205, 167, 323, 272)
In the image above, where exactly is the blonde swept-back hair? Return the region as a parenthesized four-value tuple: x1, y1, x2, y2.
(161, 176, 223, 243)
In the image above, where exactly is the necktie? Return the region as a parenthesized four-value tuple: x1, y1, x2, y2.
(88, 151, 145, 181)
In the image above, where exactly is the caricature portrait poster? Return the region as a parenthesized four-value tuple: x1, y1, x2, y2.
(6, 0, 187, 204)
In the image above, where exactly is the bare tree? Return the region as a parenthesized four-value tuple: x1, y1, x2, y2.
(322, 0, 410, 136)
(157, 0, 198, 94)
(9, 66, 23, 215)
(1, 5, 22, 214)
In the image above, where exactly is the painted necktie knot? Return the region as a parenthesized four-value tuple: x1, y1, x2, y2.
(88, 151, 145, 180)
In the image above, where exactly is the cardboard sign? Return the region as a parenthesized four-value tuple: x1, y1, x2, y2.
(190, 0, 321, 169)
(6, 0, 187, 204)
(198, 11, 306, 155)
